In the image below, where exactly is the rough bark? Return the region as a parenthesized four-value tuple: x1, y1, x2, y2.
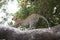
(0, 25, 60, 40)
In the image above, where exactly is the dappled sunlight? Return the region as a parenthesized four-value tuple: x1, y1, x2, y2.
(7, 0, 19, 13)
(0, 0, 19, 26)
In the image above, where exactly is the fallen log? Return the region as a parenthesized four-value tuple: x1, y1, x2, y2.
(0, 25, 60, 40)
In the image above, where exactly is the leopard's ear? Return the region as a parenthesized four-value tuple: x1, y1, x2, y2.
(15, 18, 17, 20)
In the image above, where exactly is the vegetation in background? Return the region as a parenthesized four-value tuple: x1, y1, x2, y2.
(0, 0, 13, 26)
(13, 0, 60, 28)
(0, 0, 60, 28)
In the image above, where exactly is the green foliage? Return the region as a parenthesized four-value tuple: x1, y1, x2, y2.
(13, 0, 60, 28)
(13, 0, 41, 19)
(36, 19, 48, 28)
(0, 0, 6, 8)
(45, 0, 60, 27)
(13, 8, 30, 19)
(8, 21, 13, 26)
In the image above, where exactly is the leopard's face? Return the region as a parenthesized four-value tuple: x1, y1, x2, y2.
(12, 17, 17, 21)
(12, 17, 23, 24)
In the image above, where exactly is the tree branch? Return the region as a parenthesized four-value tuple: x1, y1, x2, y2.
(0, 25, 60, 40)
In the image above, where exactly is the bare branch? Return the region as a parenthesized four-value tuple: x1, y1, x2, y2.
(0, 25, 60, 40)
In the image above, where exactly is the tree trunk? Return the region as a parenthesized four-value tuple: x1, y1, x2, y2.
(0, 25, 60, 40)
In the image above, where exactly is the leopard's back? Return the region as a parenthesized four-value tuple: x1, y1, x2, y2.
(22, 14, 40, 27)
